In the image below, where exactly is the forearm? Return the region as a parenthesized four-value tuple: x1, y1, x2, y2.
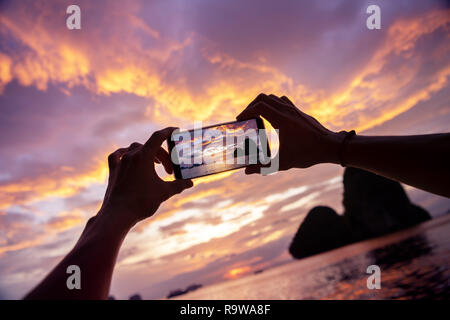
(24, 208, 132, 300)
(334, 133, 450, 197)
(23, 127, 193, 299)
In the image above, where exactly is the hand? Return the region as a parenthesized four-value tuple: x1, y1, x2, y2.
(236, 93, 341, 173)
(99, 127, 193, 228)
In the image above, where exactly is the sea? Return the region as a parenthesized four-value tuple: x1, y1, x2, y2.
(176, 214, 450, 299)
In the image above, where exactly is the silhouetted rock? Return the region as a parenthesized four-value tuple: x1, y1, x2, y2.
(185, 284, 202, 292)
(289, 206, 353, 259)
(289, 168, 431, 259)
(343, 168, 431, 239)
(167, 289, 185, 299)
(129, 293, 142, 300)
(167, 283, 203, 299)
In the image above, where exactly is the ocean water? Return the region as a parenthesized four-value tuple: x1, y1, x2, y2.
(176, 214, 450, 300)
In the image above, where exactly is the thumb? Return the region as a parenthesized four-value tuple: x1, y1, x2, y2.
(167, 179, 194, 197)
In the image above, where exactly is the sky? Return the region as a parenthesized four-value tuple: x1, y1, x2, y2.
(0, 0, 449, 299)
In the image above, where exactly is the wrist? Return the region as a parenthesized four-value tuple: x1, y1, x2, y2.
(319, 131, 344, 165)
(92, 205, 136, 239)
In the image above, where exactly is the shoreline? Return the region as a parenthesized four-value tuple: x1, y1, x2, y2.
(175, 214, 450, 300)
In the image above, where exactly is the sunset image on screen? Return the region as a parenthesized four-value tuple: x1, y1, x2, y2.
(172, 119, 263, 179)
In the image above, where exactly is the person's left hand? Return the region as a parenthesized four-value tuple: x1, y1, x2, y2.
(99, 127, 193, 229)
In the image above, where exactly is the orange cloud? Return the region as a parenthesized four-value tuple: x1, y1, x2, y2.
(224, 266, 252, 279)
(308, 9, 450, 131)
(0, 52, 12, 92)
(0, 235, 47, 256)
(45, 210, 84, 232)
(0, 208, 86, 256)
(0, 159, 108, 210)
(1, 5, 447, 133)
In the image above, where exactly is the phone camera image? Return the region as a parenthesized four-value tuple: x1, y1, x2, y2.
(169, 119, 270, 179)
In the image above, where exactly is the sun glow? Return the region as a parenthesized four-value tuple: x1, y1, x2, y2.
(225, 266, 252, 279)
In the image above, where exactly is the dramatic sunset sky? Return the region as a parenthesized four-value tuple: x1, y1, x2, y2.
(1, 0, 449, 299)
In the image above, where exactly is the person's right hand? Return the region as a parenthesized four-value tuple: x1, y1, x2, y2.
(236, 93, 341, 173)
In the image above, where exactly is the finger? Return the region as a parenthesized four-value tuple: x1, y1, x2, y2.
(153, 145, 161, 164)
(143, 127, 178, 157)
(245, 164, 261, 175)
(256, 93, 289, 110)
(155, 147, 173, 174)
(107, 147, 128, 172)
(237, 93, 269, 119)
(245, 93, 268, 109)
(236, 101, 281, 126)
(128, 142, 142, 152)
(237, 93, 291, 121)
(265, 94, 298, 115)
(166, 179, 194, 198)
(268, 94, 287, 105)
(123, 142, 143, 159)
(271, 95, 309, 122)
(280, 95, 295, 106)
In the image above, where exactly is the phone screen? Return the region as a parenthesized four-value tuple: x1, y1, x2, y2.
(169, 119, 270, 179)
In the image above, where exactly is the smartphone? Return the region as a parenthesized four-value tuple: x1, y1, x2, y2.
(167, 118, 271, 179)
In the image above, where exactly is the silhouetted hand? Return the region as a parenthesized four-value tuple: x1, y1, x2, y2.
(100, 127, 193, 228)
(237, 93, 340, 173)
(24, 127, 194, 300)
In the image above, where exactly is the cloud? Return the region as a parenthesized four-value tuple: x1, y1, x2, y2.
(135, 234, 292, 299)
(1, 0, 450, 299)
(45, 210, 84, 232)
(1, 1, 447, 130)
(0, 212, 45, 255)
(0, 208, 85, 256)
(0, 159, 107, 210)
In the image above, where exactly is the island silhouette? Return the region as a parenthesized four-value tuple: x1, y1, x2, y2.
(289, 167, 431, 259)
